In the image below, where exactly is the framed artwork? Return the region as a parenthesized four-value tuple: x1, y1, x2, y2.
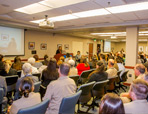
(64, 44, 69, 50)
(57, 44, 62, 49)
(40, 43, 47, 50)
(139, 46, 143, 52)
(28, 42, 35, 50)
(1, 34, 9, 41)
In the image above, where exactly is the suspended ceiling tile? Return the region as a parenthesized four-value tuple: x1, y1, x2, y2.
(134, 10, 148, 20)
(123, 0, 148, 4)
(93, 0, 125, 8)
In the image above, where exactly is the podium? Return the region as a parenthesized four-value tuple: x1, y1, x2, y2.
(54, 53, 73, 61)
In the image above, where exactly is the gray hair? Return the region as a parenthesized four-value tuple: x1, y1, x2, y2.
(28, 57, 35, 65)
(68, 59, 75, 67)
(22, 63, 32, 75)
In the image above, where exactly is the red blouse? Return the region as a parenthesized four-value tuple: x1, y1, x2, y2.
(76, 63, 90, 76)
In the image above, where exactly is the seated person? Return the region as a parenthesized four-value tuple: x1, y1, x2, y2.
(65, 53, 71, 63)
(76, 57, 90, 76)
(124, 79, 148, 114)
(9, 77, 41, 114)
(57, 56, 65, 67)
(116, 57, 125, 78)
(99, 93, 125, 114)
(33, 55, 43, 69)
(68, 59, 78, 76)
(42, 54, 49, 66)
(43, 63, 76, 114)
(88, 61, 108, 82)
(106, 59, 117, 79)
(75, 51, 81, 63)
(100, 54, 107, 69)
(0, 54, 5, 75)
(0, 60, 17, 76)
(12, 56, 23, 71)
(15, 63, 38, 100)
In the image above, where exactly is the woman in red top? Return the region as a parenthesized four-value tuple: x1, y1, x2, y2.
(76, 57, 90, 75)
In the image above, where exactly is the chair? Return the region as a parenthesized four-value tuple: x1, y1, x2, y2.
(0, 88, 4, 114)
(91, 80, 109, 110)
(107, 76, 118, 94)
(119, 70, 129, 92)
(5, 75, 18, 92)
(79, 69, 94, 84)
(17, 98, 50, 114)
(59, 90, 82, 114)
(32, 73, 41, 81)
(69, 75, 79, 86)
(77, 81, 95, 113)
(17, 70, 22, 77)
(115, 70, 122, 91)
(34, 81, 41, 92)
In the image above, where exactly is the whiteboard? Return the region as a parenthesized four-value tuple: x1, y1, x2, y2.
(72, 41, 83, 56)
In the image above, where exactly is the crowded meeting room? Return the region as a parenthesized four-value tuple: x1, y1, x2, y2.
(1, 0, 148, 114)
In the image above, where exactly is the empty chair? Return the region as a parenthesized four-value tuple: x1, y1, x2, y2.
(79, 70, 94, 84)
(91, 80, 109, 110)
(119, 70, 129, 92)
(34, 81, 41, 93)
(107, 76, 118, 94)
(32, 73, 41, 81)
(5, 75, 18, 92)
(59, 90, 82, 114)
(0, 88, 3, 114)
(69, 75, 79, 86)
(77, 81, 95, 113)
(17, 98, 49, 114)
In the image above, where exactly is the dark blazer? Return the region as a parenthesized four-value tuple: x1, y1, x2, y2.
(0, 68, 17, 76)
(88, 71, 108, 83)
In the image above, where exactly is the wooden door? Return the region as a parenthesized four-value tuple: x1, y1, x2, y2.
(89, 43, 93, 61)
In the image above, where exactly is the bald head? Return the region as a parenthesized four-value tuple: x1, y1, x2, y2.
(134, 64, 146, 76)
(108, 59, 115, 67)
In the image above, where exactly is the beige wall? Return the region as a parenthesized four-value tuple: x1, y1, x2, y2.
(5, 30, 96, 60)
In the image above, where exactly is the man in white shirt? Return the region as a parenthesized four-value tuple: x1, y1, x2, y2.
(43, 63, 76, 114)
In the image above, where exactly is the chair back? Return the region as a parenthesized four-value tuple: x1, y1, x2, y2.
(92, 80, 109, 98)
(107, 76, 117, 91)
(80, 70, 94, 84)
(17, 99, 49, 114)
(121, 70, 129, 82)
(5, 75, 18, 92)
(116, 70, 122, 83)
(77, 81, 95, 103)
(32, 73, 41, 81)
(0, 88, 4, 114)
(17, 70, 22, 77)
(69, 75, 79, 86)
(59, 90, 82, 114)
(34, 81, 41, 92)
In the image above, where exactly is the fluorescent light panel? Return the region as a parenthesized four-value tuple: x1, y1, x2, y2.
(15, 3, 51, 14)
(106, 1, 148, 13)
(73, 9, 110, 18)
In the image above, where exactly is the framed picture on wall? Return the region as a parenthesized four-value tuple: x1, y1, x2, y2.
(64, 44, 69, 50)
(57, 44, 62, 49)
(40, 43, 47, 50)
(139, 46, 143, 52)
(28, 42, 35, 50)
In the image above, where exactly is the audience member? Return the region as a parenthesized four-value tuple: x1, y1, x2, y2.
(9, 77, 41, 114)
(43, 63, 76, 114)
(134, 64, 145, 79)
(68, 59, 78, 76)
(42, 54, 49, 66)
(100, 54, 107, 69)
(124, 79, 148, 114)
(116, 57, 125, 78)
(57, 56, 65, 66)
(27, 57, 39, 74)
(106, 59, 117, 79)
(99, 93, 125, 114)
(88, 61, 108, 82)
(33, 55, 43, 69)
(0, 60, 17, 76)
(15, 63, 38, 99)
(75, 51, 81, 63)
(40, 58, 59, 98)
(0, 54, 5, 72)
(12, 56, 22, 71)
(76, 57, 90, 75)
(65, 53, 71, 63)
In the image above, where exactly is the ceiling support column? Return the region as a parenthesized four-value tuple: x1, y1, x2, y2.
(125, 26, 139, 66)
